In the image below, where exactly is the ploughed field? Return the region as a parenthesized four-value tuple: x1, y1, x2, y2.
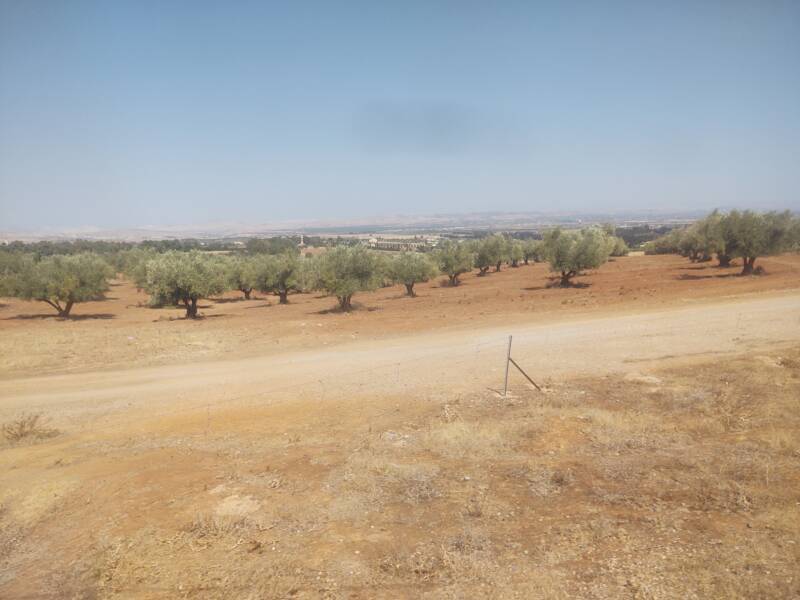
(1, 253, 800, 599)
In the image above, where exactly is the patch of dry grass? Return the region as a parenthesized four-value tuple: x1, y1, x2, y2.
(2, 413, 59, 444)
(4, 347, 800, 598)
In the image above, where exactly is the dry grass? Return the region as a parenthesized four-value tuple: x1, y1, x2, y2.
(1, 413, 58, 443)
(3, 347, 800, 598)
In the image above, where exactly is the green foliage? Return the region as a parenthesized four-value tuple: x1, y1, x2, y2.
(316, 246, 383, 310)
(1, 253, 113, 316)
(722, 210, 796, 274)
(522, 239, 543, 264)
(0, 239, 132, 258)
(608, 236, 629, 257)
(144, 251, 228, 318)
(224, 256, 259, 299)
(245, 237, 299, 255)
(433, 241, 474, 286)
(643, 228, 684, 255)
(643, 210, 799, 273)
(0, 252, 30, 297)
(509, 240, 524, 267)
(473, 234, 510, 274)
(118, 247, 160, 289)
(542, 227, 611, 286)
(387, 252, 437, 296)
(252, 252, 304, 304)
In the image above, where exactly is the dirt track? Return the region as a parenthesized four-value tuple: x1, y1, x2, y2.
(2, 291, 798, 432)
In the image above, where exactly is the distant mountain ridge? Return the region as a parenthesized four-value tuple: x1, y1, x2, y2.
(0, 209, 716, 242)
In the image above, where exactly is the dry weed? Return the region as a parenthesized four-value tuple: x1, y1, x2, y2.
(2, 413, 59, 443)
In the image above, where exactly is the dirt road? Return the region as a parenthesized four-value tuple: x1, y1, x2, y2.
(2, 292, 798, 433)
(2, 291, 799, 599)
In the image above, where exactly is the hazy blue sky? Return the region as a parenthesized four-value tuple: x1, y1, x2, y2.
(1, 1, 799, 229)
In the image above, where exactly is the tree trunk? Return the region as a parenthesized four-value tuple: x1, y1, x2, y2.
(405, 283, 416, 297)
(243, 288, 252, 300)
(717, 254, 731, 268)
(59, 300, 74, 318)
(741, 257, 756, 275)
(560, 271, 575, 287)
(511, 259, 519, 268)
(278, 289, 289, 304)
(478, 267, 489, 276)
(524, 257, 529, 265)
(495, 262, 502, 272)
(184, 297, 199, 318)
(448, 274, 459, 286)
(338, 295, 353, 311)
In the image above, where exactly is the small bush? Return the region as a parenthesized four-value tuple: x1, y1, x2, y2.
(2, 413, 59, 443)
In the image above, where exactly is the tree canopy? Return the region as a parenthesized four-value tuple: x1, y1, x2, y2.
(542, 227, 611, 287)
(387, 252, 437, 297)
(0, 253, 113, 317)
(434, 241, 474, 286)
(646, 209, 799, 273)
(224, 256, 259, 299)
(253, 252, 304, 304)
(723, 210, 796, 274)
(522, 239, 543, 264)
(316, 246, 383, 310)
(144, 251, 228, 318)
(473, 234, 509, 274)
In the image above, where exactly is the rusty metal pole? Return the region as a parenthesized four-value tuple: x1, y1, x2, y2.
(503, 335, 512, 397)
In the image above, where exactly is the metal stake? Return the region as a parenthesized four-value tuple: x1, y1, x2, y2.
(503, 335, 512, 397)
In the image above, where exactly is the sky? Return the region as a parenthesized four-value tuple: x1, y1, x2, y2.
(1, 1, 799, 230)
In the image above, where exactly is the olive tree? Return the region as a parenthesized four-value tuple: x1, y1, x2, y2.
(722, 210, 796, 275)
(253, 251, 303, 304)
(677, 223, 712, 262)
(509, 240, 524, 267)
(316, 246, 383, 310)
(119, 247, 159, 289)
(225, 256, 258, 299)
(434, 241, 474, 286)
(542, 227, 610, 287)
(694, 210, 732, 267)
(608, 236, 629, 257)
(1, 253, 113, 317)
(522, 239, 542, 265)
(644, 229, 684, 255)
(388, 252, 437, 297)
(144, 251, 228, 318)
(478, 234, 510, 273)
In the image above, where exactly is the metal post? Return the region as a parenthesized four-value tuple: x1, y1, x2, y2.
(503, 335, 512, 397)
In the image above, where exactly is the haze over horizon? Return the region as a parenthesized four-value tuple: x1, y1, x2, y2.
(1, 1, 799, 230)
